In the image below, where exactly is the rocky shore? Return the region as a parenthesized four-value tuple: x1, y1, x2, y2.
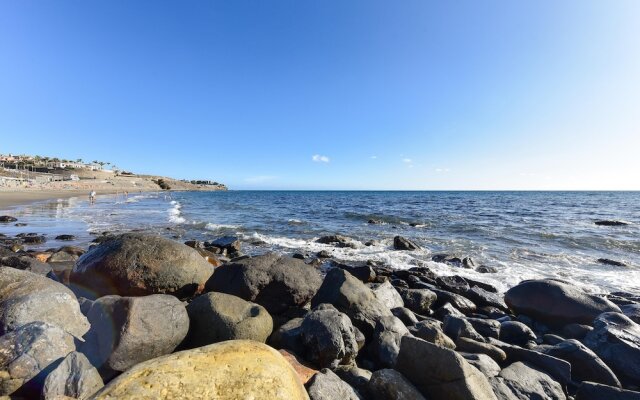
(1, 215, 639, 399)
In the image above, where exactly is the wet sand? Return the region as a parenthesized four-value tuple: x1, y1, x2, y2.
(0, 190, 118, 209)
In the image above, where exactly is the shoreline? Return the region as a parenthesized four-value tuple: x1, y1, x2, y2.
(0, 189, 154, 209)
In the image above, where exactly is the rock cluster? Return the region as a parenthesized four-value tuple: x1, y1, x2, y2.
(1, 231, 639, 399)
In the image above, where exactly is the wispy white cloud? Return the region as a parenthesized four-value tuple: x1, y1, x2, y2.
(370, 155, 377, 159)
(312, 154, 330, 163)
(244, 175, 277, 183)
(402, 158, 412, 163)
(435, 168, 450, 173)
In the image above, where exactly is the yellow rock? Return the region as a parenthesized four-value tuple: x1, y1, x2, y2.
(91, 340, 309, 400)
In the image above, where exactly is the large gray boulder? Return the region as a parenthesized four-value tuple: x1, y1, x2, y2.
(0, 255, 53, 276)
(311, 268, 408, 367)
(398, 288, 437, 315)
(70, 233, 214, 298)
(409, 319, 456, 349)
(496, 362, 566, 400)
(575, 382, 640, 400)
(368, 369, 426, 400)
(443, 315, 485, 342)
(537, 339, 620, 387)
(185, 292, 272, 347)
(80, 294, 189, 377)
(505, 279, 621, 326)
(0, 322, 75, 397)
(371, 281, 404, 309)
(460, 353, 501, 378)
(300, 304, 360, 369)
(0, 267, 89, 337)
(306, 368, 362, 400)
(395, 336, 498, 400)
(206, 253, 323, 314)
(584, 312, 640, 384)
(311, 268, 394, 338)
(41, 351, 104, 400)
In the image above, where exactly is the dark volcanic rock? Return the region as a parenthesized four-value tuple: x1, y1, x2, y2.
(300, 304, 360, 369)
(305, 368, 362, 400)
(55, 234, 76, 241)
(575, 382, 640, 400)
(0, 322, 75, 398)
(443, 315, 485, 342)
(537, 339, 621, 387)
(505, 279, 621, 326)
(0, 216, 17, 223)
(584, 312, 640, 384)
(368, 368, 426, 400)
(393, 236, 420, 251)
(206, 253, 323, 314)
(41, 351, 104, 400)
(185, 292, 272, 347)
(0, 267, 89, 337)
(595, 220, 629, 226)
(496, 361, 566, 400)
(0, 255, 53, 276)
(395, 336, 498, 400)
(597, 258, 627, 267)
(81, 294, 189, 377)
(205, 235, 241, 255)
(499, 321, 537, 346)
(398, 288, 436, 314)
(22, 234, 46, 244)
(316, 235, 358, 249)
(71, 233, 214, 298)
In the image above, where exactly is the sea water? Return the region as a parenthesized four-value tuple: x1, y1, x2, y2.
(2, 191, 639, 294)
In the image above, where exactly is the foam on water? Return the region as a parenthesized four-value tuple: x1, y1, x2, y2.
(168, 201, 185, 224)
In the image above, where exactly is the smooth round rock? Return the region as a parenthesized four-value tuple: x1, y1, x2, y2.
(185, 292, 273, 347)
(92, 340, 309, 400)
(70, 233, 214, 298)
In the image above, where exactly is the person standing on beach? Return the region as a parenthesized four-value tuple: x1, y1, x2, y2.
(89, 190, 96, 204)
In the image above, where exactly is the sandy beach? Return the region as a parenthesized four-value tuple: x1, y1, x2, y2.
(0, 189, 128, 209)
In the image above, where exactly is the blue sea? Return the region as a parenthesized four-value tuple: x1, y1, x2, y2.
(2, 191, 639, 293)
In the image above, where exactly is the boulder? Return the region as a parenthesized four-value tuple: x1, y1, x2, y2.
(584, 312, 640, 384)
(41, 351, 103, 400)
(0, 255, 53, 276)
(562, 323, 593, 339)
(499, 321, 537, 346)
(465, 286, 507, 311)
(334, 366, 372, 397)
(368, 369, 426, 400)
(316, 235, 358, 249)
(70, 233, 214, 298)
(505, 279, 621, 326)
(369, 315, 410, 368)
(269, 318, 305, 355)
(395, 336, 498, 400)
(81, 294, 189, 376)
(185, 292, 272, 347)
(594, 220, 629, 226)
(467, 317, 501, 339)
(597, 258, 627, 267)
(621, 303, 640, 324)
(393, 236, 420, 251)
(206, 253, 323, 314)
(455, 337, 507, 363)
(300, 304, 359, 368)
(0, 267, 89, 337)
(92, 340, 309, 399)
(398, 288, 436, 314)
(410, 320, 456, 349)
(55, 234, 76, 241)
(205, 235, 242, 256)
(311, 268, 394, 338)
(371, 281, 404, 309)
(575, 382, 640, 400)
(497, 361, 566, 400)
(460, 353, 501, 378)
(443, 315, 485, 342)
(0, 216, 17, 223)
(537, 339, 620, 387)
(431, 289, 477, 314)
(305, 368, 362, 400)
(0, 322, 75, 398)
(391, 307, 419, 326)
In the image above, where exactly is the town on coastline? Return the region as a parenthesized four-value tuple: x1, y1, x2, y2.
(0, 153, 227, 193)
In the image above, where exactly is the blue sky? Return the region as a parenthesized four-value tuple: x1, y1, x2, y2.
(1, 1, 639, 190)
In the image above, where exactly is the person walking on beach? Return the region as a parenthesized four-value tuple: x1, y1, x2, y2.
(89, 190, 96, 204)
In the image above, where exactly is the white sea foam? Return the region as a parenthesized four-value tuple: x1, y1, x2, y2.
(168, 202, 185, 224)
(205, 222, 240, 230)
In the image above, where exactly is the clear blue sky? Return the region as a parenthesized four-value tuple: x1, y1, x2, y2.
(1, 1, 639, 190)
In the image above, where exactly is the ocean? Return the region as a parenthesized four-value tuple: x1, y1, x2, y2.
(2, 191, 639, 294)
